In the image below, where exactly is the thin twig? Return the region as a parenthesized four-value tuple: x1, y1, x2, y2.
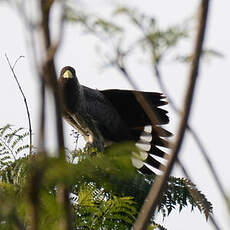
(13, 55, 25, 69)
(118, 65, 168, 139)
(5, 54, 33, 156)
(38, 80, 46, 154)
(14, 0, 47, 155)
(177, 159, 221, 230)
(133, 1, 210, 229)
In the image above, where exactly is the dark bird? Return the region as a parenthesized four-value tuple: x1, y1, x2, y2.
(58, 66, 171, 174)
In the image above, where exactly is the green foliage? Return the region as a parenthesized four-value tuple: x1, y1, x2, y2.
(175, 48, 224, 63)
(181, 178, 213, 219)
(0, 124, 213, 229)
(65, 6, 122, 39)
(65, 5, 188, 64)
(0, 157, 28, 191)
(0, 1, 220, 229)
(72, 184, 137, 229)
(148, 223, 167, 230)
(113, 7, 188, 63)
(0, 124, 29, 170)
(0, 126, 212, 229)
(159, 177, 212, 219)
(65, 5, 222, 71)
(0, 181, 25, 230)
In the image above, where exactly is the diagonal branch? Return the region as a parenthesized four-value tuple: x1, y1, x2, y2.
(5, 54, 33, 156)
(118, 65, 168, 138)
(133, 1, 211, 229)
(153, 53, 230, 212)
(130, 2, 226, 208)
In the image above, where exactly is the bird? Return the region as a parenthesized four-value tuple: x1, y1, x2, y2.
(58, 66, 171, 174)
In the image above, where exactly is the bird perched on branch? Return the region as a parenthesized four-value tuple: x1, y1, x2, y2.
(58, 66, 171, 174)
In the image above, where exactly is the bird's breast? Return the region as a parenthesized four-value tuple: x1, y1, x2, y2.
(62, 80, 83, 113)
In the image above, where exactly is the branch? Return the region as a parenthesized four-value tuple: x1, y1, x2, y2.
(11, 1, 46, 154)
(40, 0, 65, 156)
(153, 51, 230, 212)
(38, 80, 46, 154)
(118, 66, 168, 139)
(133, 1, 211, 229)
(39, 1, 72, 230)
(5, 54, 33, 156)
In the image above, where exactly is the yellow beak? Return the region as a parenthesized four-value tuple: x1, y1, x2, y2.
(63, 70, 73, 79)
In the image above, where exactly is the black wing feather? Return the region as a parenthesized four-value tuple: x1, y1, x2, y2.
(101, 89, 169, 128)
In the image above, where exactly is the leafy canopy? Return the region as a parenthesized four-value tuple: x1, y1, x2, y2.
(0, 125, 212, 230)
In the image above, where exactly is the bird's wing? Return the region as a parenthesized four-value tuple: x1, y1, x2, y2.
(100, 89, 171, 138)
(101, 89, 171, 174)
(83, 86, 132, 142)
(100, 89, 169, 127)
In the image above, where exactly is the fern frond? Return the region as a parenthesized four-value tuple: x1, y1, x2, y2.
(5, 127, 24, 144)
(0, 125, 30, 169)
(0, 124, 12, 136)
(72, 183, 137, 229)
(181, 178, 213, 219)
(0, 157, 28, 190)
(15, 145, 29, 155)
(78, 185, 97, 207)
(11, 132, 29, 149)
(158, 177, 213, 219)
(105, 196, 137, 223)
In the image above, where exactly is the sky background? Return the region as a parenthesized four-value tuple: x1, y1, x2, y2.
(0, 0, 230, 229)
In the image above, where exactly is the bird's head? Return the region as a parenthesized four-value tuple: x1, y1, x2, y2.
(59, 66, 83, 112)
(59, 65, 81, 90)
(60, 66, 76, 79)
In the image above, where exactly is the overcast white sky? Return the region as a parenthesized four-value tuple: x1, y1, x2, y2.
(0, 0, 230, 229)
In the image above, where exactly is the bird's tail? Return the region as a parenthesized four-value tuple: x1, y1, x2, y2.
(131, 125, 171, 174)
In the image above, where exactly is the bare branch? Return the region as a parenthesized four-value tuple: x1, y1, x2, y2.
(11, 0, 46, 154)
(46, 3, 66, 62)
(13, 55, 25, 70)
(112, 46, 169, 138)
(133, 1, 211, 229)
(39, 0, 65, 156)
(38, 80, 46, 154)
(118, 65, 168, 139)
(39, 1, 72, 230)
(5, 54, 33, 156)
